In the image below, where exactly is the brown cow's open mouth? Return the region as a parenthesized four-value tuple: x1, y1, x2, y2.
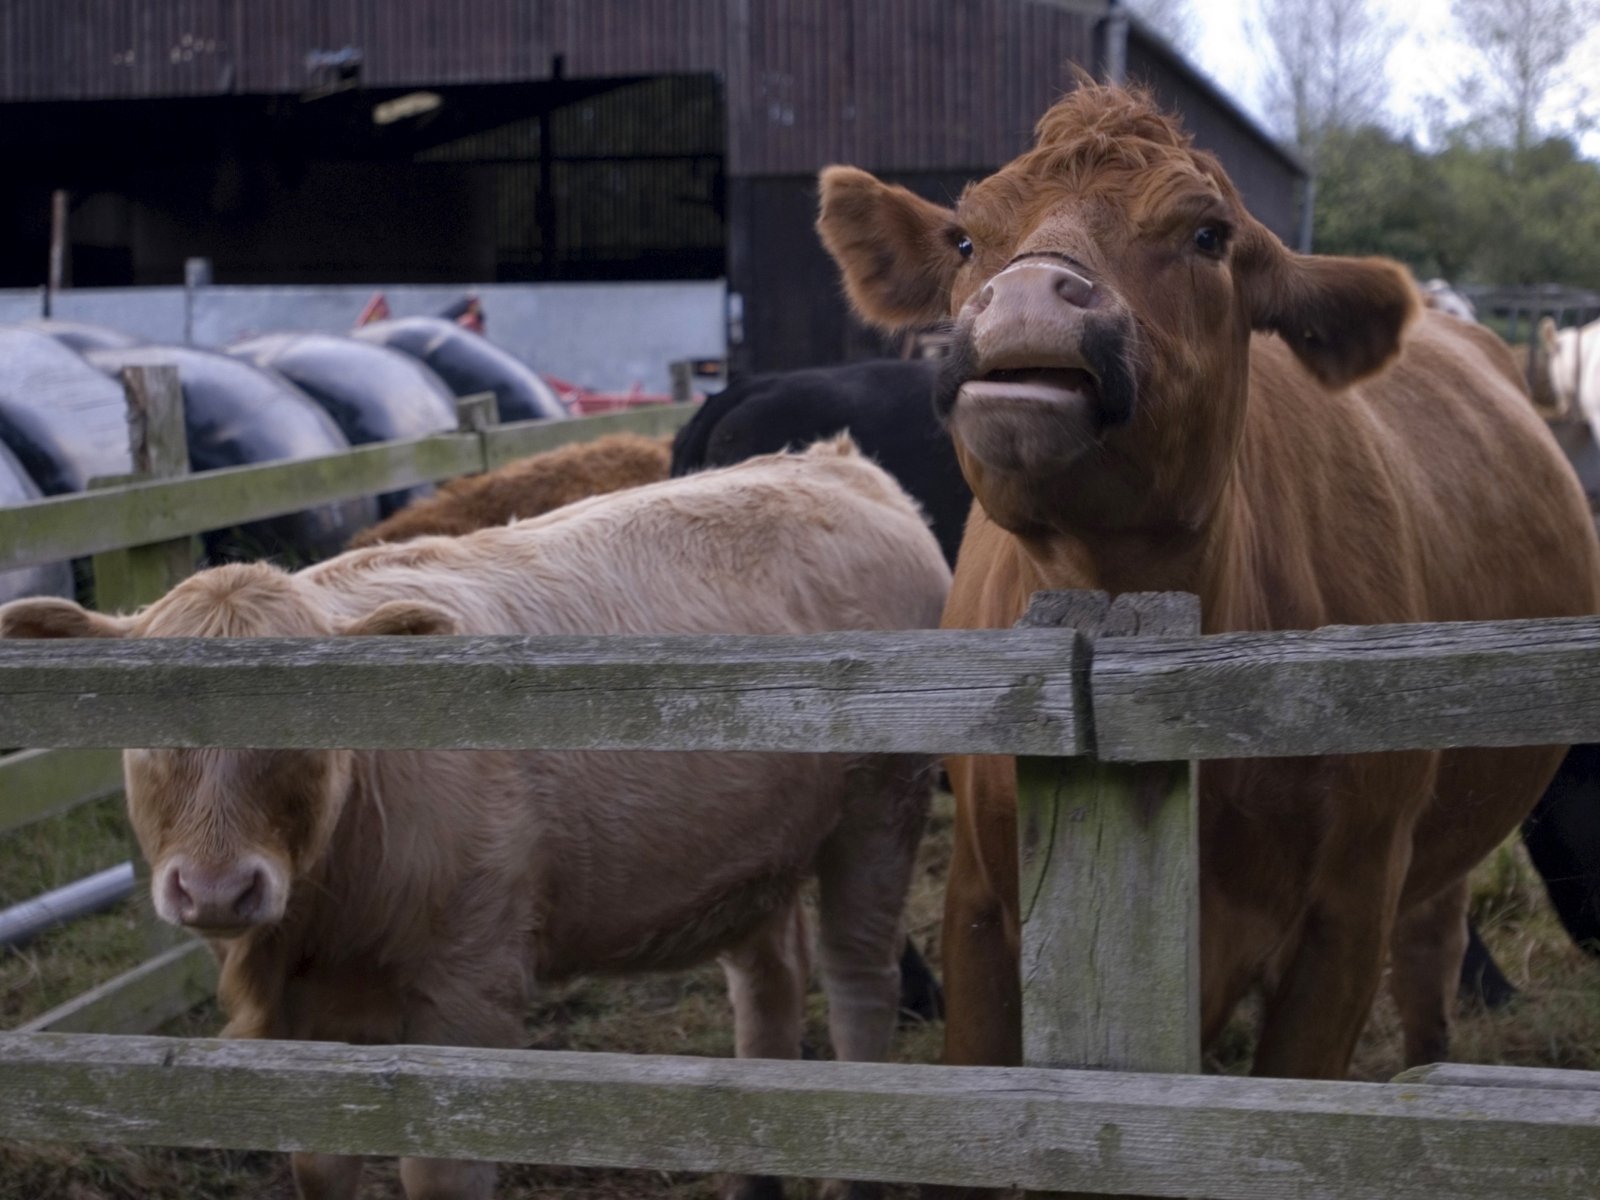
(958, 367, 1100, 407)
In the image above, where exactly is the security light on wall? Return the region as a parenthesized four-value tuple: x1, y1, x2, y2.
(372, 91, 443, 125)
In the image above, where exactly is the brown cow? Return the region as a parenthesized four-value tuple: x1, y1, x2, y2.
(816, 81, 1600, 1082)
(1, 439, 949, 1200)
(347, 431, 670, 547)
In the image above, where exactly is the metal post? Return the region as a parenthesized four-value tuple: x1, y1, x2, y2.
(46, 189, 69, 315)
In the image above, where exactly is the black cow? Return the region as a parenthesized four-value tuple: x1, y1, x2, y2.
(1523, 745, 1600, 954)
(1462, 744, 1600, 1008)
(672, 359, 971, 567)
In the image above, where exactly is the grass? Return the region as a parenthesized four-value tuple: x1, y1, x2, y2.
(1, 789, 1596, 1198)
(0, 794, 173, 1029)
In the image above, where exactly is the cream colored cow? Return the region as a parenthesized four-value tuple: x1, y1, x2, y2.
(1, 437, 951, 1200)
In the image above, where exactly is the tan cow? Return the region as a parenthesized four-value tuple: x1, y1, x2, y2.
(347, 431, 671, 547)
(816, 81, 1600, 1082)
(0, 438, 949, 1200)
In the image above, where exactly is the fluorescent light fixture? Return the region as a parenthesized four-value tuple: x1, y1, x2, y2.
(373, 91, 443, 125)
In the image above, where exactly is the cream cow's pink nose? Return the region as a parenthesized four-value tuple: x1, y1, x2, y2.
(160, 858, 273, 929)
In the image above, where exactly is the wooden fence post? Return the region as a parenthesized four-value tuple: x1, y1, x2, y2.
(89, 365, 194, 614)
(669, 359, 694, 405)
(1017, 590, 1200, 1199)
(455, 391, 499, 437)
(88, 364, 193, 961)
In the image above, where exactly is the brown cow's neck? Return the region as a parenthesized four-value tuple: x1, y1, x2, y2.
(1012, 473, 1248, 624)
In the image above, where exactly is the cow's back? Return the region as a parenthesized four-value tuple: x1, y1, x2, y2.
(311, 439, 950, 639)
(1225, 311, 1600, 634)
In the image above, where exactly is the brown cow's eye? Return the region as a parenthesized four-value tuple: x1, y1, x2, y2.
(1194, 226, 1226, 257)
(954, 234, 974, 260)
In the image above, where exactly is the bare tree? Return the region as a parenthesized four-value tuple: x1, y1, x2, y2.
(1125, 0, 1197, 48)
(1449, 0, 1600, 150)
(1253, 0, 1396, 169)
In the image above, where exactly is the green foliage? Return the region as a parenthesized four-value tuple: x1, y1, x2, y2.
(1314, 127, 1453, 275)
(1312, 123, 1600, 288)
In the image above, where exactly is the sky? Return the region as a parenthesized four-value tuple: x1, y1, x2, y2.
(1176, 0, 1600, 157)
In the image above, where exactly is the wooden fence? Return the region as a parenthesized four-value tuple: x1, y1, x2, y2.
(2, 372, 1599, 1196)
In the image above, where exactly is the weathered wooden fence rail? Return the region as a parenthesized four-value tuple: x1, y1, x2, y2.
(2, 604, 1599, 1195)
(0, 401, 695, 572)
(0, 630, 1085, 755)
(6, 616, 1600, 759)
(4, 1034, 1598, 1200)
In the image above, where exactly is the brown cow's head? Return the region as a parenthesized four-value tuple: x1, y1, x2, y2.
(0, 564, 454, 938)
(817, 82, 1419, 538)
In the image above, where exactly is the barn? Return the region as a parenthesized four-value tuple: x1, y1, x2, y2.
(0, 0, 1306, 372)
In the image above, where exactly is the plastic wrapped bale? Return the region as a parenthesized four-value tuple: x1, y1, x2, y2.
(24, 319, 142, 355)
(85, 345, 378, 564)
(0, 438, 74, 604)
(229, 332, 457, 516)
(0, 325, 134, 495)
(352, 316, 567, 422)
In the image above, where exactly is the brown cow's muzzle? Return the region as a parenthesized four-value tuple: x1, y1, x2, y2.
(154, 852, 287, 935)
(934, 258, 1137, 475)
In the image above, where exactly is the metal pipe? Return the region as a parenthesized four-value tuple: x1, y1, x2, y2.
(1102, 0, 1129, 84)
(0, 861, 136, 948)
(1298, 174, 1317, 254)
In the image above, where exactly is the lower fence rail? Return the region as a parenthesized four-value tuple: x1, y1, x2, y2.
(18, 942, 217, 1034)
(1, 1033, 1597, 1199)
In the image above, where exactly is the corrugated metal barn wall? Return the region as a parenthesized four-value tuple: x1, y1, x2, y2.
(0, 0, 1094, 175)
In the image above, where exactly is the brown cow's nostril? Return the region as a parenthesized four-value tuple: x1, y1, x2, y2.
(1055, 270, 1095, 308)
(972, 284, 995, 315)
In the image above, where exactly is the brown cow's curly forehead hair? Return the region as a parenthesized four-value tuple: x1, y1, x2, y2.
(960, 80, 1235, 226)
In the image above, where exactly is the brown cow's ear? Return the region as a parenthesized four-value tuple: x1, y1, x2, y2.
(816, 166, 961, 330)
(1239, 229, 1419, 389)
(342, 600, 457, 637)
(0, 597, 130, 638)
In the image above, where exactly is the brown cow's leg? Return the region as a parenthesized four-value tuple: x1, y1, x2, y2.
(1384, 744, 1567, 1068)
(291, 1152, 365, 1200)
(941, 754, 1022, 1068)
(1388, 875, 1471, 1067)
(397, 1156, 497, 1199)
(1252, 757, 1431, 1079)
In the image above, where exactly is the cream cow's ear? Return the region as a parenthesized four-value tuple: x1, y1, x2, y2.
(341, 600, 458, 637)
(0, 597, 131, 639)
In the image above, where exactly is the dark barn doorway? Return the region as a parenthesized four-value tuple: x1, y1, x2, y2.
(0, 74, 726, 288)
